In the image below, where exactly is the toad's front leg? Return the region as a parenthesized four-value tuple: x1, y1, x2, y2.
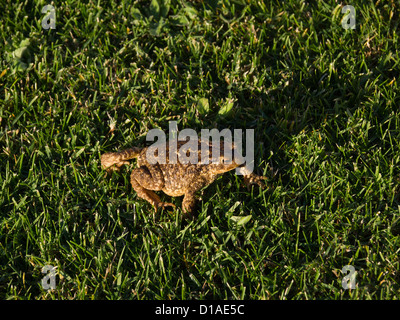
(182, 191, 197, 218)
(243, 173, 268, 190)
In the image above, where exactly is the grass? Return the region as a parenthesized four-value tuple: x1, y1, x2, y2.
(1, 0, 400, 299)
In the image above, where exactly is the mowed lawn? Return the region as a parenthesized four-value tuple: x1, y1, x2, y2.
(1, 0, 400, 299)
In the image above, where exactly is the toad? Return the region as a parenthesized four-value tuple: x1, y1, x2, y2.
(101, 139, 267, 216)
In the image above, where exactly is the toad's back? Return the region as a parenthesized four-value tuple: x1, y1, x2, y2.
(138, 139, 238, 197)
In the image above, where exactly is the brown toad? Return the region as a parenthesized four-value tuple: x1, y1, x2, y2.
(101, 139, 267, 216)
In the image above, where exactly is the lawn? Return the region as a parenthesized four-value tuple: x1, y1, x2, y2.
(1, 0, 400, 299)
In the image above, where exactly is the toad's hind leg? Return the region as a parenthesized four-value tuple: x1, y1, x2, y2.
(130, 168, 175, 212)
(131, 165, 164, 190)
(101, 147, 142, 171)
